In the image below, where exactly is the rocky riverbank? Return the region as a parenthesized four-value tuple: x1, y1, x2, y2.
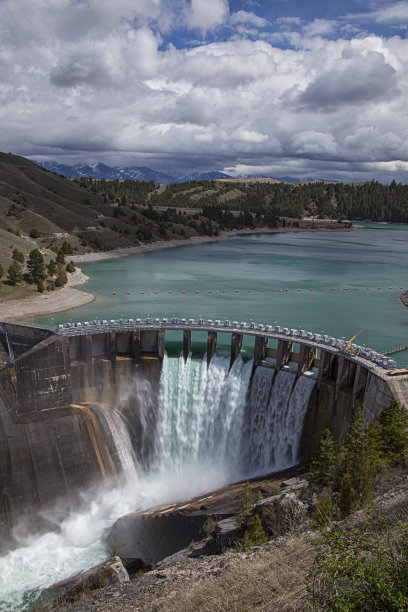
(39, 464, 408, 612)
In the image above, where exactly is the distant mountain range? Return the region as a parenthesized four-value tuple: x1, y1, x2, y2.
(34, 161, 233, 184)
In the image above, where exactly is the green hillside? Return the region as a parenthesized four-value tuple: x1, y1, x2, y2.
(1, 152, 406, 300)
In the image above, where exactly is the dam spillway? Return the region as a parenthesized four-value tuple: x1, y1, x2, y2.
(0, 318, 408, 557)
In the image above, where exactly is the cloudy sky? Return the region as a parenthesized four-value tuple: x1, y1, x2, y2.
(1, 0, 407, 182)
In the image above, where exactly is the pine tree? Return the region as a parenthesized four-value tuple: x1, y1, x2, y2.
(47, 259, 57, 277)
(377, 398, 408, 463)
(55, 265, 67, 287)
(309, 429, 337, 490)
(337, 409, 382, 516)
(27, 249, 45, 283)
(7, 260, 23, 285)
(56, 249, 65, 265)
(12, 248, 24, 263)
(237, 481, 254, 528)
(247, 514, 267, 545)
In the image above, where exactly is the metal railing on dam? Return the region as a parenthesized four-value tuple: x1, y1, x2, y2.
(52, 316, 398, 372)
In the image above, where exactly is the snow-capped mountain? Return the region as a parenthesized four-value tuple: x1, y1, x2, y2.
(34, 161, 233, 184)
(35, 161, 176, 183)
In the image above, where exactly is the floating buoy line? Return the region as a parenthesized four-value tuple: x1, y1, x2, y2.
(87, 286, 404, 296)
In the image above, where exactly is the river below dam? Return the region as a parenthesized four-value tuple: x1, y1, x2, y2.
(1, 223, 408, 610)
(35, 223, 408, 365)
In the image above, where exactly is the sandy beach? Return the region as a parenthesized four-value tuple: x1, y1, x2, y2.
(0, 268, 94, 322)
(0, 223, 351, 321)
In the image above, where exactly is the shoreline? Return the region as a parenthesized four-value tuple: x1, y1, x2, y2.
(0, 268, 94, 322)
(70, 223, 351, 263)
(0, 224, 352, 321)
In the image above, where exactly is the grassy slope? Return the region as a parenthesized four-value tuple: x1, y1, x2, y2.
(0, 153, 143, 281)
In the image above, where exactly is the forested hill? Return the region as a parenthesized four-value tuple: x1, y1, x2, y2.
(0, 152, 407, 283)
(146, 178, 408, 223)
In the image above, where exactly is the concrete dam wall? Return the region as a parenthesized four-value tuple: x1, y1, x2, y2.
(0, 319, 407, 552)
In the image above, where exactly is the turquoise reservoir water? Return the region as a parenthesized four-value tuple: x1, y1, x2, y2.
(35, 225, 408, 364)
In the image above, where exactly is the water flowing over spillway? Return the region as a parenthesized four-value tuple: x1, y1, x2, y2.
(155, 353, 252, 475)
(0, 353, 316, 611)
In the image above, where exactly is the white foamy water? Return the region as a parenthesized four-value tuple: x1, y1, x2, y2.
(156, 353, 252, 472)
(0, 354, 315, 611)
(245, 368, 316, 473)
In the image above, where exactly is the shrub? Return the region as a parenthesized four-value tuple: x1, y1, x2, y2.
(311, 523, 408, 611)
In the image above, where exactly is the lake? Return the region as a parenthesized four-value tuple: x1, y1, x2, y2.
(35, 224, 408, 365)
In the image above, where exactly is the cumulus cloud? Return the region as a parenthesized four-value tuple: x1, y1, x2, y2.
(185, 0, 229, 31)
(302, 19, 337, 38)
(366, 2, 408, 24)
(230, 10, 268, 28)
(0, 0, 408, 182)
(299, 50, 398, 109)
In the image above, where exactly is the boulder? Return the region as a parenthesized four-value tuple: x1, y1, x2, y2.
(203, 517, 242, 554)
(256, 492, 308, 537)
(45, 556, 129, 603)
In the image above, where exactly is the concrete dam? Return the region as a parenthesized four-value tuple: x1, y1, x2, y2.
(1, 317, 407, 554)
